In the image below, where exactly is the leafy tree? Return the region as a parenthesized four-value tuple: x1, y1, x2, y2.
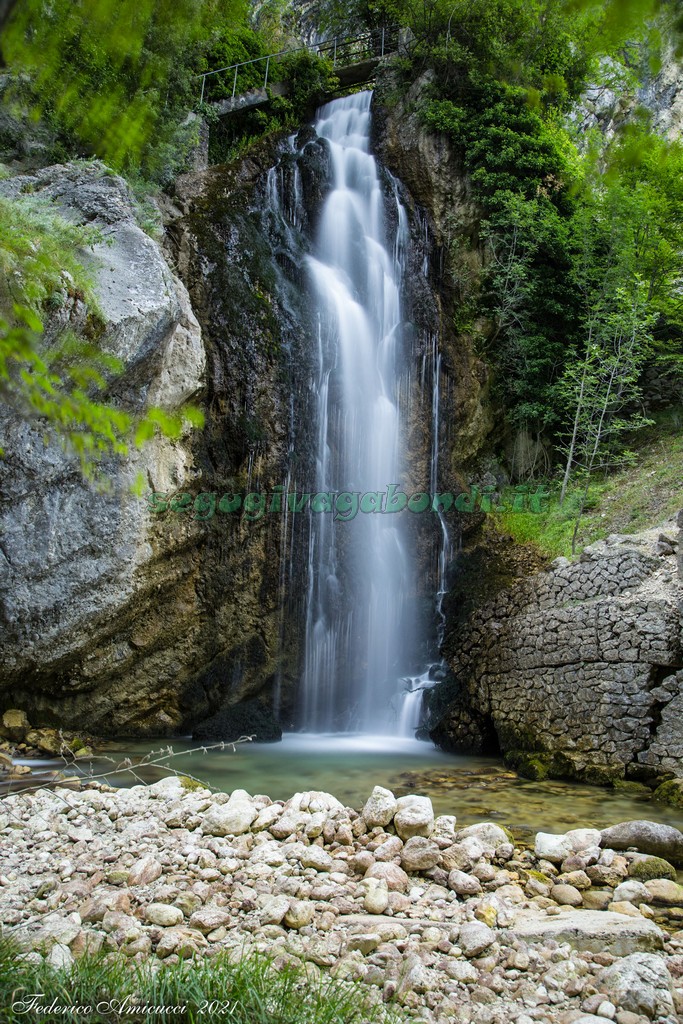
(558, 281, 656, 551)
(1, 0, 253, 182)
(557, 164, 677, 541)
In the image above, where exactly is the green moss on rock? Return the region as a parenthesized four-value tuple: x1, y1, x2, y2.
(527, 869, 553, 884)
(629, 856, 677, 882)
(504, 749, 551, 781)
(612, 780, 652, 797)
(653, 779, 683, 808)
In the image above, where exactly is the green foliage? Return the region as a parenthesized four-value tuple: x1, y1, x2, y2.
(0, 308, 204, 477)
(424, 76, 581, 433)
(0, 939, 397, 1024)
(206, 52, 338, 165)
(555, 138, 683, 544)
(0, 193, 101, 311)
(198, 25, 268, 103)
(275, 51, 339, 110)
(495, 414, 683, 556)
(2, 0, 252, 183)
(399, 0, 683, 453)
(0, 192, 203, 476)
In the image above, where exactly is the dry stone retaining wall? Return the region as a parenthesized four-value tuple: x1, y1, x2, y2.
(432, 525, 683, 784)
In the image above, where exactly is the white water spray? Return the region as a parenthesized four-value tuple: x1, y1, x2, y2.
(298, 92, 416, 733)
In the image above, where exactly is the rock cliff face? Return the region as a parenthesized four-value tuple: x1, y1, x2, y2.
(0, 158, 297, 736)
(430, 524, 683, 784)
(0, 163, 210, 735)
(372, 72, 495, 481)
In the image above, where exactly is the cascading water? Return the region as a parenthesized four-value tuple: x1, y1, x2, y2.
(266, 91, 450, 739)
(297, 91, 417, 734)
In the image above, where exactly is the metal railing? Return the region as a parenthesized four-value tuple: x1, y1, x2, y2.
(197, 28, 395, 105)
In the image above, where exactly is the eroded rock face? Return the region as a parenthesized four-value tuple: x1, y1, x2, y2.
(0, 162, 209, 734)
(372, 71, 495, 475)
(0, 157, 295, 735)
(430, 526, 683, 783)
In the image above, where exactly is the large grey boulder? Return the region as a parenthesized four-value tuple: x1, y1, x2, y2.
(510, 909, 663, 955)
(0, 155, 303, 738)
(600, 821, 683, 866)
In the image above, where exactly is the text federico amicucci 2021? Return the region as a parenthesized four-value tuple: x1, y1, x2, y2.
(146, 484, 550, 522)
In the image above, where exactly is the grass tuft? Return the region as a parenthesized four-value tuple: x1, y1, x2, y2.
(0, 935, 400, 1024)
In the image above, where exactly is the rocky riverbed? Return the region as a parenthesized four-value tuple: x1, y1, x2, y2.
(1, 779, 683, 1024)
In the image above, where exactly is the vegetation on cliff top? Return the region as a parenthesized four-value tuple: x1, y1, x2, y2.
(371, 0, 683, 542)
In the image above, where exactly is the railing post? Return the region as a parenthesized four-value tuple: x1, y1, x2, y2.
(264, 55, 270, 89)
(381, 27, 385, 57)
(200, 75, 205, 105)
(232, 65, 238, 99)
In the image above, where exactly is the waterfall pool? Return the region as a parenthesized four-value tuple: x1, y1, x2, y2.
(47, 733, 683, 839)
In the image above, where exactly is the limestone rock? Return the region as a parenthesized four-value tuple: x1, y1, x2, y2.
(613, 881, 652, 905)
(535, 832, 574, 864)
(363, 885, 389, 914)
(362, 786, 397, 827)
(188, 908, 232, 934)
(32, 913, 82, 950)
(399, 836, 440, 872)
(393, 795, 435, 840)
(127, 856, 163, 887)
(0, 162, 209, 737)
(431, 815, 458, 848)
(300, 845, 333, 871)
(258, 895, 290, 925)
(365, 862, 410, 893)
(445, 960, 478, 983)
(600, 821, 683, 866)
(447, 869, 482, 896)
(458, 921, 496, 958)
(511, 909, 663, 955)
(644, 879, 683, 906)
(597, 952, 675, 1018)
(348, 932, 381, 954)
(202, 790, 257, 837)
(455, 822, 510, 850)
(284, 900, 315, 930)
(427, 524, 682, 783)
(552, 884, 584, 907)
(145, 903, 184, 927)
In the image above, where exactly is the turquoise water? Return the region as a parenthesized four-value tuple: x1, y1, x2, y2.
(78, 733, 683, 839)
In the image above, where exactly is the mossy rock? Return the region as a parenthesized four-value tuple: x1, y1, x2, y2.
(580, 763, 625, 786)
(179, 775, 206, 792)
(504, 747, 624, 786)
(504, 750, 551, 781)
(526, 869, 553, 884)
(612, 780, 652, 798)
(653, 779, 683, 808)
(629, 856, 677, 882)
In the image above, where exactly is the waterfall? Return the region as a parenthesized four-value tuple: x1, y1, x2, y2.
(296, 91, 417, 734)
